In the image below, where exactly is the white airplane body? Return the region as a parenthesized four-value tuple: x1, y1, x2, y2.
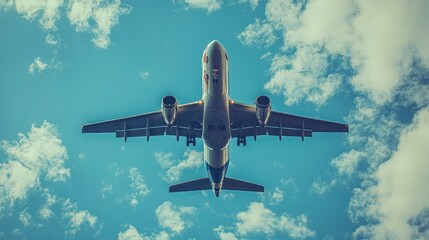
(82, 40, 348, 197)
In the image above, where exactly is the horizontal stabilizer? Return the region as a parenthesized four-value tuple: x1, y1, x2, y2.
(169, 178, 211, 192)
(223, 177, 264, 192)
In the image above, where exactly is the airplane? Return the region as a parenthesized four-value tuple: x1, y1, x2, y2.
(81, 40, 349, 197)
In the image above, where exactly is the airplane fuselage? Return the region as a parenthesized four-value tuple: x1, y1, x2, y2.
(201, 40, 231, 196)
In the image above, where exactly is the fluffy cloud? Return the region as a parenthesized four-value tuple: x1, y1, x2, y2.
(213, 225, 238, 240)
(45, 33, 59, 45)
(155, 150, 203, 183)
(264, 47, 343, 106)
(39, 189, 58, 219)
(243, 0, 259, 10)
(128, 167, 150, 207)
(19, 209, 32, 226)
(330, 150, 364, 177)
(155, 201, 196, 234)
(0, 121, 69, 212)
(0, 0, 130, 49)
(269, 187, 284, 205)
(62, 198, 98, 235)
(117, 225, 169, 240)
(67, 0, 131, 48)
(238, 19, 276, 47)
(240, 0, 429, 105)
(183, 0, 222, 14)
(215, 202, 315, 239)
(349, 107, 429, 239)
(0, 0, 64, 30)
(28, 57, 48, 74)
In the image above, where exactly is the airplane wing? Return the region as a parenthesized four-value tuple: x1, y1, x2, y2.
(82, 102, 203, 141)
(229, 102, 348, 141)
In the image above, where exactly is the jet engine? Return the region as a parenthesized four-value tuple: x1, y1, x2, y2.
(161, 95, 178, 126)
(255, 95, 271, 127)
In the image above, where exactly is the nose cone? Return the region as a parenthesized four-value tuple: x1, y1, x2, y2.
(207, 40, 225, 55)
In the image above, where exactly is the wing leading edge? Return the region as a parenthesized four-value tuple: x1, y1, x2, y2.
(229, 101, 348, 141)
(81, 101, 203, 141)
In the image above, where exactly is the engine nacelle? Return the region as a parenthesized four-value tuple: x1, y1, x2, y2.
(161, 95, 178, 126)
(256, 95, 271, 127)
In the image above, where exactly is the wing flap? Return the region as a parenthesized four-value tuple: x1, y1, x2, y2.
(267, 128, 312, 137)
(115, 126, 202, 139)
(231, 127, 312, 138)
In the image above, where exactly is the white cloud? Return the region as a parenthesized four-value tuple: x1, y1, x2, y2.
(62, 198, 97, 235)
(270, 187, 284, 205)
(1, 0, 131, 48)
(183, 0, 222, 14)
(118, 225, 170, 240)
(264, 47, 343, 106)
(0, 0, 64, 30)
(19, 209, 32, 226)
(128, 167, 150, 206)
(78, 152, 86, 160)
(100, 182, 113, 199)
(238, 19, 276, 47)
(240, 0, 429, 105)
(349, 107, 429, 239)
(330, 150, 364, 177)
(155, 152, 174, 168)
(222, 202, 316, 238)
(0, 121, 69, 211)
(118, 225, 144, 240)
(28, 57, 48, 74)
(243, 0, 259, 10)
(39, 189, 58, 219)
(67, 0, 131, 48)
(156, 150, 203, 183)
(139, 71, 150, 80)
(155, 201, 196, 234)
(213, 225, 238, 240)
(45, 33, 59, 45)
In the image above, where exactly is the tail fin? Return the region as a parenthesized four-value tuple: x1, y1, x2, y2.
(169, 178, 211, 192)
(223, 177, 264, 192)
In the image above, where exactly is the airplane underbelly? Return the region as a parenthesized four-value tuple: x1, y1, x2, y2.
(204, 145, 229, 168)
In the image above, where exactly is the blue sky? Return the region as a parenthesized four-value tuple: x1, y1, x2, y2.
(1, 0, 429, 239)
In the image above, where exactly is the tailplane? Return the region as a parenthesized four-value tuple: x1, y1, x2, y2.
(169, 178, 211, 193)
(169, 177, 264, 193)
(223, 177, 264, 192)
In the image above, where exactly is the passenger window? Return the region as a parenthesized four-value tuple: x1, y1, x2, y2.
(208, 125, 215, 131)
(213, 67, 219, 82)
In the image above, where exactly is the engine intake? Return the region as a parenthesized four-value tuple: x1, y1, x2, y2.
(161, 95, 178, 126)
(256, 95, 271, 127)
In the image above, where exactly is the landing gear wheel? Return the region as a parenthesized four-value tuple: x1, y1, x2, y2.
(237, 135, 246, 146)
(186, 134, 196, 146)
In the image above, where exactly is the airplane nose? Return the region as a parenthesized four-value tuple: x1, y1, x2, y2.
(207, 40, 224, 55)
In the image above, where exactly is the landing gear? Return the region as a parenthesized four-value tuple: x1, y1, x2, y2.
(237, 135, 246, 146)
(186, 134, 196, 146)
